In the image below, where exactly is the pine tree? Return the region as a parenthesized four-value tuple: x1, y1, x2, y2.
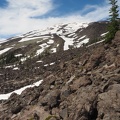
(105, 0, 119, 43)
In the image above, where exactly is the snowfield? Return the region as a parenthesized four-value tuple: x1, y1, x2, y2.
(60, 36, 74, 50)
(19, 22, 89, 52)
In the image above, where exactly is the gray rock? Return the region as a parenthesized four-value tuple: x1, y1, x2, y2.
(60, 108, 68, 119)
(11, 104, 23, 114)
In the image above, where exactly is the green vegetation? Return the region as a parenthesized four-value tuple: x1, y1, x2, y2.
(0, 52, 20, 65)
(45, 115, 58, 120)
(5, 52, 18, 64)
(105, 0, 119, 43)
(28, 118, 34, 120)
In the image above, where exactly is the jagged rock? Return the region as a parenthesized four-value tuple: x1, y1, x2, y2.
(97, 84, 120, 120)
(60, 86, 71, 100)
(11, 104, 23, 114)
(51, 108, 60, 117)
(46, 74, 56, 85)
(59, 62, 66, 69)
(22, 87, 40, 105)
(59, 108, 68, 119)
(114, 31, 120, 40)
(40, 90, 60, 108)
(71, 76, 92, 91)
(9, 92, 18, 100)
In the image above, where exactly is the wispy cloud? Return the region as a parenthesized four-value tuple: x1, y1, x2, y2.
(0, 0, 120, 40)
(0, 0, 55, 37)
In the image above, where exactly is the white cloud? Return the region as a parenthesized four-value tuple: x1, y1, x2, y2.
(0, 0, 54, 36)
(83, 5, 110, 21)
(0, 0, 120, 40)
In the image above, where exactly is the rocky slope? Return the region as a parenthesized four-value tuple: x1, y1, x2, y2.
(0, 22, 120, 120)
(0, 21, 108, 94)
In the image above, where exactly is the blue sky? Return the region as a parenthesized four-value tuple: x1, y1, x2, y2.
(0, 0, 105, 13)
(0, 0, 119, 40)
(0, 0, 8, 8)
(53, 0, 104, 15)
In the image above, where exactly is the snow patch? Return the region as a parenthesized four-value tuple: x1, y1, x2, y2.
(50, 62, 55, 65)
(0, 80, 43, 100)
(76, 38, 89, 48)
(67, 33, 75, 37)
(13, 67, 19, 70)
(47, 40, 54, 44)
(20, 56, 30, 62)
(78, 35, 86, 40)
(36, 60, 43, 63)
(21, 57, 27, 62)
(15, 54, 22, 57)
(51, 48, 56, 53)
(0, 39, 8, 44)
(101, 32, 108, 36)
(44, 62, 55, 66)
(36, 49, 44, 55)
(0, 47, 12, 55)
(5, 65, 15, 68)
(60, 36, 74, 50)
(19, 37, 42, 42)
(44, 64, 48, 67)
(87, 39, 105, 47)
(36, 43, 50, 55)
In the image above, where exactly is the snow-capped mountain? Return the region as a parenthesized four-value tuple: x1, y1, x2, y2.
(0, 21, 108, 57)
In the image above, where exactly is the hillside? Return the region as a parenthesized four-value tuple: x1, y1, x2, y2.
(0, 21, 120, 120)
(0, 22, 108, 58)
(0, 21, 108, 94)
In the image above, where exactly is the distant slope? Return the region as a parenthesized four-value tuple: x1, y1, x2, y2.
(0, 21, 108, 59)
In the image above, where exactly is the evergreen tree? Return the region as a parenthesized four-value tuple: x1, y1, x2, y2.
(105, 0, 119, 43)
